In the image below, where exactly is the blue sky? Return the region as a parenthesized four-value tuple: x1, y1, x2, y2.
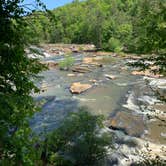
(24, 0, 74, 10)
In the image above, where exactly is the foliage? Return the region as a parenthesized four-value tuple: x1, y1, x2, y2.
(0, 0, 46, 165)
(107, 37, 123, 53)
(128, 0, 166, 75)
(26, 0, 166, 74)
(26, 0, 135, 51)
(41, 107, 112, 166)
(131, 0, 166, 53)
(59, 55, 75, 70)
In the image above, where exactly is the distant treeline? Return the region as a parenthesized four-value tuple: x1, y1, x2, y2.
(27, 0, 165, 54)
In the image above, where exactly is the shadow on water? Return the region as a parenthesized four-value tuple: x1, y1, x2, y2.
(30, 96, 79, 135)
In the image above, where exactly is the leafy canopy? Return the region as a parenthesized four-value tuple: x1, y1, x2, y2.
(0, 0, 46, 164)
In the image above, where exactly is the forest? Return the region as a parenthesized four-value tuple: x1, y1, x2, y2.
(28, 0, 165, 54)
(0, 0, 166, 165)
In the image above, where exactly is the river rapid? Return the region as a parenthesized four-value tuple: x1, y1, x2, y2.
(30, 45, 166, 165)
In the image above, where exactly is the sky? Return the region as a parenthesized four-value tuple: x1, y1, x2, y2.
(24, 0, 74, 10)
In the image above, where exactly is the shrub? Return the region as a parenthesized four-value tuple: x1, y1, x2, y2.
(79, 46, 84, 51)
(108, 37, 123, 53)
(59, 55, 75, 70)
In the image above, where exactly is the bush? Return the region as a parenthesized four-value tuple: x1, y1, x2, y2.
(108, 37, 123, 53)
(41, 107, 112, 166)
(59, 55, 75, 70)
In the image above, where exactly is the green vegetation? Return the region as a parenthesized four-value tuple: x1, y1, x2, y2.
(107, 37, 123, 53)
(28, 0, 165, 53)
(0, 0, 46, 164)
(41, 108, 112, 166)
(59, 55, 75, 70)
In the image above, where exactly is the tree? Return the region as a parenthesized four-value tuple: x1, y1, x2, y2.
(0, 0, 46, 164)
(129, 0, 166, 75)
(131, 0, 166, 53)
(42, 108, 112, 166)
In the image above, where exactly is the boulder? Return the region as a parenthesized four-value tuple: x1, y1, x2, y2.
(105, 74, 116, 80)
(70, 82, 92, 94)
(67, 73, 76, 77)
(72, 66, 92, 73)
(83, 57, 93, 64)
(107, 111, 144, 137)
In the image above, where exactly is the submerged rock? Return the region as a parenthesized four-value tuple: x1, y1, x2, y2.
(70, 82, 92, 94)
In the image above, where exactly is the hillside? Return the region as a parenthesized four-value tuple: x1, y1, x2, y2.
(27, 0, 165, 55)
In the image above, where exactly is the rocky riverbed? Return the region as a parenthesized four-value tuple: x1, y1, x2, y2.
(30, 44, 166, 165)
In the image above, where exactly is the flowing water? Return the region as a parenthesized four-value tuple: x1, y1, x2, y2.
(30, 51, 166, 165)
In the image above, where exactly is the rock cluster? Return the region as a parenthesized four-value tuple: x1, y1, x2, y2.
(132, 70, 162, 78)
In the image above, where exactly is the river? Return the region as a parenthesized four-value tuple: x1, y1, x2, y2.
(30, 46, 166, 165)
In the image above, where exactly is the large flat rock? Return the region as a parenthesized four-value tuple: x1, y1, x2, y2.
(107, 111, 144, 137)
(70, 82, 92, 94)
